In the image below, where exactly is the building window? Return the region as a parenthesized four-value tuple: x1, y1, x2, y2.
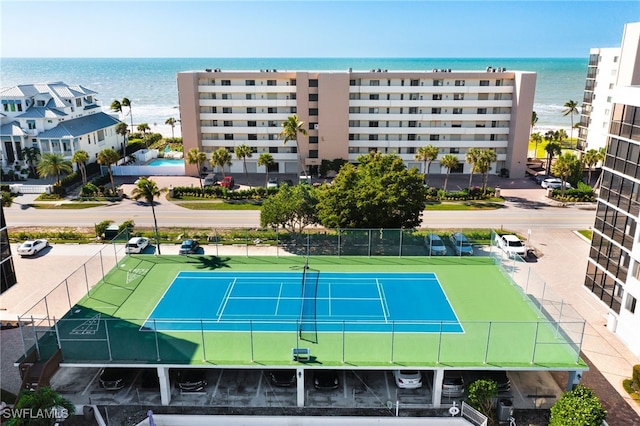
(309, 108, 318, 116)
(97, 130, 105, 141)
(246, 94, 254, 100)
(269, 146, 278, 154)
(221, 80, 231, 86)
(368, 108, 378, 114)
(224, 120, 233, 127)
(290, 79, 296, 86)
(430, 135, 440, 141)
(267, 80, 276, 86)
(248, 121, 257, 127)
(480, 80, 490, 86)
(408, 134, 416, 141)
(369, 94, 379, 100)
(268, 107, 277, 114)
(410, 79, 419, 86)
(409, 107, 418, 114)
(433, 80, 443, 86)
(248, 134, 257, 140)
(369, 135, 378, 140)
(477, 108, 487, 114)
(409, 121, 417, 128)
(432, 94, 442, 100)
(450, 147, 459, 154)
(309, 136, 318, 144)
(27, 120, 36, 130)
(223, 107, 232, 113)
(454, 94, 464, 101)
(370, 80, 380, 86)
(453, 108, 463, 114)
(625, 295, 636, 313)
(309, 79, 318, 87)
(309, 150, 318, 158)
(75, 98, 82, 107)
(224, 134, 234, 140)
(247, 107, 256, 114)
(222, 94, 230, 100)
(309, 93, 318, 101)
(455, 80, 465, 86)
(369, 121, 379, 127)
(245, 80, 255, 86)
(431, 108, 441, 114)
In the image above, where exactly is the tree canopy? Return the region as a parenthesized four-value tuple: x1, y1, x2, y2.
(316, 152, 426, 229)
(260, 183, 318, 232)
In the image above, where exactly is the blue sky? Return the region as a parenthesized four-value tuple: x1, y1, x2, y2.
(2, 1, 638, 58)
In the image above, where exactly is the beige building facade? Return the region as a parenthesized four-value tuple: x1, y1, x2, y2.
(177, 68, 536, 179)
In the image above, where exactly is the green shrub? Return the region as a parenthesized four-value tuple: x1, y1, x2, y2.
(467, 379, 497, 423)
(95, 220, 114, 239)
(549, 385, 606, 426)
(634, 364, 640, 388)
(81, 183, 100, 197)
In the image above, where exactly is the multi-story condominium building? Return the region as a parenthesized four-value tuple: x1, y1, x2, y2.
(178, 68, 536, 178)
(578, 22, 640, 152)
(0, 82, 121, 171)
(585, 85, 640, 356)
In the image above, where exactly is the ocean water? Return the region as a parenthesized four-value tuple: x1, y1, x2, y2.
(0, 57, 587, 131)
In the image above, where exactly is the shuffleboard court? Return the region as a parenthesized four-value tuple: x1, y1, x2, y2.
(142, 271, 463, 333)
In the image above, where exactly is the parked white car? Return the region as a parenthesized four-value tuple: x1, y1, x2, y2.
(17, 239, 49, 257)
(497, 234, 527, 257)
(393, 370, 423, 389)
(125, 237, 150, 254)
(541, 178, 571, 189)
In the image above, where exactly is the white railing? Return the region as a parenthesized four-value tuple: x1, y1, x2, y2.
(461, 401, 488, 426)
(9, 184, 53, 194)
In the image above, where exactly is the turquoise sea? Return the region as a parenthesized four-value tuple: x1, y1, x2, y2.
(0, 57, 587, 129)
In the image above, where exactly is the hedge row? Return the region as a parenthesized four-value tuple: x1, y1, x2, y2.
(172, 186, 277, 200)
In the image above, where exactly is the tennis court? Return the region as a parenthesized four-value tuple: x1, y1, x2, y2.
(142, 271, 463, 333)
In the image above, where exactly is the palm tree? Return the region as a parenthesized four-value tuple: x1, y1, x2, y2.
(279, 115, 308, 178)
(414, 145, 439, 186)
(544, 142, 563, 175)
(21, 146, 40, 177)
(97, 148, 121, 189)
(71, 149, 89, 184)
(257, 152, 275, 186)
(234, 144, 253, 188)
(530, 132, 542, 159)
(210, 147, 232, 177)
(186, 147, 207, 192)
(583, 148, 603, 185)
(478, 149, 498, 194)
(440, 154, 459, 192)
(122, 97, 133, 129)
(552, 152, 579, 196)
(137, 123, 151, 147)
(531, 110, 539, 132)
(131, 177, 166, 255)
(110, 99, 123, 118)
(562, 100, 579, 147)
(115, 122, 128, 156)
(465, 147, 482, 189)
(11, 386, 75, 426)
(165, 117, 178, 139)
(36, 153, 72, 186)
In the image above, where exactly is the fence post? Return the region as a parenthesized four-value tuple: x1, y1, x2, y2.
(246, 229, 249, 257)
(31, 316, 40, 359)
(65, 279, 72, 309)
(215, 229, 219, 257)
(54, 318, 62, 349)
(437, 321, 443, 364)
(84, 264, 90, 296)
(200, 320, 206, 362)
(398, 229, 403, 257)
(154, 319, 161, 361)
(99, 250, 105, 283)
(342, 320, 345, 364)
(390, 321, 395, 363)
(44, 296, 51, 327)
(104, 319, 113, 361)
(483, 321, 492, 364)
(306, 232, 310, 258)
(368, 229, 372, 258)
(531, 322, 540, 364)
(250, 320, 254, 363)
(276, 230, 279, 257)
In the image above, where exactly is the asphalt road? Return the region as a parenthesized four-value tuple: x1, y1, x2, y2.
(4, 190, 596, 230)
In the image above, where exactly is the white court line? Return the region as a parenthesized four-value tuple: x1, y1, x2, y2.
(216, 278, 237, 321)
(274, 282, 284, 315)
(376, 279, 388, 323)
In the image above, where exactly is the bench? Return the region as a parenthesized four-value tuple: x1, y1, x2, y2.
(292, 347, 310, 361)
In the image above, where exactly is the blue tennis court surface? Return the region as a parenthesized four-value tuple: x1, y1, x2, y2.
(142, 271, 463, 333)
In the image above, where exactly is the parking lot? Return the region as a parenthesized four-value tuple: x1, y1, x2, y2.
(48, 365, 559, 411)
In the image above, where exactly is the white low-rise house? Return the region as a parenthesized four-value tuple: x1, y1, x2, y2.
(0, 82, 123, 172)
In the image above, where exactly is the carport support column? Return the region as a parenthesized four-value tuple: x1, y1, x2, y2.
(158, 367, 171, 405)
(567, 370, 582, 392)
(432, 369, 444, 408)
(296, 367, 305, 407)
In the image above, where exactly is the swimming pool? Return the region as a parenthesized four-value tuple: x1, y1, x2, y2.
(147, 158, 184, 167)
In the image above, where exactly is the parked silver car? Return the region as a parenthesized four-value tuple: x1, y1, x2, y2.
(450, 232, 473, 256)
(425, 233, 448, 256)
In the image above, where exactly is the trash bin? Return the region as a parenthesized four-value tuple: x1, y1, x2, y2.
(494, 187, 501, 197)
(546, 187, 555, 198)
(497, 398, 513, 422)
(83, 405, 94, 420)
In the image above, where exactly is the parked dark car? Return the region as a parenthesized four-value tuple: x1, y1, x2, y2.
(176, 369, 207, 392)
(313, 370, 339, 390)
(179, 239, 200, 255)
(268, 370, 296, 387)
(470, 370, 511, 393)
(99, 368, 135, 391)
